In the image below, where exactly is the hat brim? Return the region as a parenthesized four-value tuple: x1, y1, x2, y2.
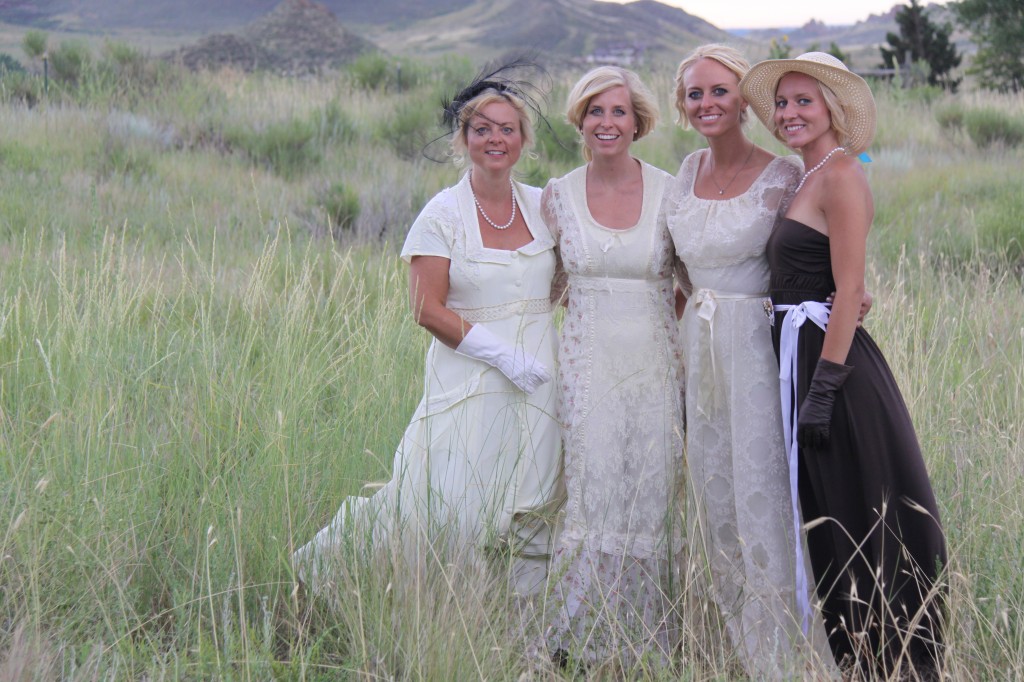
(740, 58, 876, 155)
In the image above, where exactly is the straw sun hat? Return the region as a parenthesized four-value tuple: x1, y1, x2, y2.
(740, 51, 876, 155)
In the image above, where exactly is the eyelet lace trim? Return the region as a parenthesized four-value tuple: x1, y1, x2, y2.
(449, 298, 552, 323)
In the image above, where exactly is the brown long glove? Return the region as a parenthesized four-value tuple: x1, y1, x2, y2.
(797, 358, 853, 449)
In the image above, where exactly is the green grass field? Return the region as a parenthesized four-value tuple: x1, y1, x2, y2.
(1, 56, 1022, 679)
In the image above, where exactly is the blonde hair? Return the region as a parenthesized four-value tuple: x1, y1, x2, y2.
(565, 66, 659, 161)
(673, 44, 750, 128)
(767, 76, 854, 149)
(450, 89, 535, 164)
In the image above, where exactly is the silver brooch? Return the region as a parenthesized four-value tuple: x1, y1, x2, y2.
(763, 299, 775, 326)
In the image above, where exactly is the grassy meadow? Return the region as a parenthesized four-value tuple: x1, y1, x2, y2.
(0, 52, 1023, 680)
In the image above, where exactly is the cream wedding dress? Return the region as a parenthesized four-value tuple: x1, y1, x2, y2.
(542, 161, 686, 663)
(293, 173, 563, 596)
(666, 150, 830, 677)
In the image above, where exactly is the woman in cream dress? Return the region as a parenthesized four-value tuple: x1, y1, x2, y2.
(666, 44, 833, 678)
(293, 74, 562, 597)
(542, 66, 686, 667)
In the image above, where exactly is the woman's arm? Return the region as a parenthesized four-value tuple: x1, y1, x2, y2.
(408, 253, 550, 393)
(820, 164, 872, 364)
(408, 255, 470, 349)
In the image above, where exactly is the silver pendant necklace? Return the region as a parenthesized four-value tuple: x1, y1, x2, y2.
(795, 146, 845, 193)
(708, 142, 755, 195)
(471, 176, 517, 230)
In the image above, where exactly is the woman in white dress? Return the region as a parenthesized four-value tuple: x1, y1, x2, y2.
(293, 72, 563, 597)
(665, 44, 829, 677)
(542, 66, 686, 667)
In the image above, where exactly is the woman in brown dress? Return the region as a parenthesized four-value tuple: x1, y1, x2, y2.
(740, 53, 947, 678)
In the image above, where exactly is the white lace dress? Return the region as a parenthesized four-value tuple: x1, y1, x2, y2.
(666, 151, 828, 676)
(293, 173, 563, 596)
(543, 161, 686, 663)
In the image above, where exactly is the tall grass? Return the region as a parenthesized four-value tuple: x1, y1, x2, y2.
(1, 58, 1022, 678)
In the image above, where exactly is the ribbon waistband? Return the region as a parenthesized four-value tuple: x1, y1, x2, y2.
(691, 289, 770, 415)
(777, 300, 831, 636)
(569, 274, 672, 294)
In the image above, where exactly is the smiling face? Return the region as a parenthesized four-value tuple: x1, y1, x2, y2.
(681, 58, 746, 139)
(772, 71, 836, 151)
(580, 85, 636, 160)
(465, 100, 523, 173)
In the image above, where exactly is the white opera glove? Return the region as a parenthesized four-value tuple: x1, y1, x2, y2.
(455, 324, 551, 395)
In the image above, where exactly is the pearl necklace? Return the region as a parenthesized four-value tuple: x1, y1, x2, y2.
(795, 146, 845, 193)
(708, 142, 755, 196)
(471, 177, 517, 230)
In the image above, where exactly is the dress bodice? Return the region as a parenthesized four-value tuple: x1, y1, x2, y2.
(545, 161, 677, 284)
(666, 150, 801, 294)
(401, 172, 556, 318)
(766, 217, 836, 305)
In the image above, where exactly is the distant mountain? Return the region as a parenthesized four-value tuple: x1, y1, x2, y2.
(736, 3, 970, 67)
(741, 8, 900, 53)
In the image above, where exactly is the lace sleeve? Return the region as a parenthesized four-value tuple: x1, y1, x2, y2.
(773, 155, 804, 219)
(542, 183, 568, 306)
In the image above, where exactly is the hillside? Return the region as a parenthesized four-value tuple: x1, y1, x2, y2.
(0, 0, 477, 31)
(366, 0, 729, 62)
(169, 0, 375, 74)
(1, 0, 728, 61)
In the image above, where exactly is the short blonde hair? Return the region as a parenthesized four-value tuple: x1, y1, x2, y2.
(450, 89, 535, 163)
(673, 44, 750, 128)
(767, 76, 854, 149)
(565, 66, 659, 161)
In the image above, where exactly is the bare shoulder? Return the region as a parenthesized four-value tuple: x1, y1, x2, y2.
(820, 156, 874, 225)
(822, 155, 869, 192)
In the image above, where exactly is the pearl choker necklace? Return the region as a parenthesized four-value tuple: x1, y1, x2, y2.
(795, 146, 844, 193)
(471, 177, 517, 230)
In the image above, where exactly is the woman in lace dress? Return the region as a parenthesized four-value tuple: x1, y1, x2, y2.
(665, 45, 838, 678)
(542, 66, 686, 667)
(742, 52, 946, 679)
(293, 72, 563, 598)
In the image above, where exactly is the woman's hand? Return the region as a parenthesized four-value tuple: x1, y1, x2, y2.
(827, 290, 873, 326)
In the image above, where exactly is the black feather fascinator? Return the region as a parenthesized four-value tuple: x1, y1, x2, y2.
(423, 55, 560, 162)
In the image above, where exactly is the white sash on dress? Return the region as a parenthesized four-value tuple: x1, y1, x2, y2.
(692, 289, 769, 415)
(774, 300, 831, 635)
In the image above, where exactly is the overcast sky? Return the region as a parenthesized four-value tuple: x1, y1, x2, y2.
(603, 0, 938, 30)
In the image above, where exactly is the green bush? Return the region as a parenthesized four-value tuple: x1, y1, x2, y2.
(376, 98, 434, 159)
(975, 191, 1024, 267)
(348, 53, 424, 92)
(317, 99, 357, 146)
(22, 30, 47, 61)
(0, 70, 41, 106)
(224, 116, 321, 178)
(0, 52, 25, 74)
(903, 84, 945, 105)
(934, 103, 966, 130)
(99, 40, 150, 89)
(318, 182, 361, 237)
(49, 39, 92, 86)
(98, 131, 156, 179)
(963, 108, 1024, 148)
